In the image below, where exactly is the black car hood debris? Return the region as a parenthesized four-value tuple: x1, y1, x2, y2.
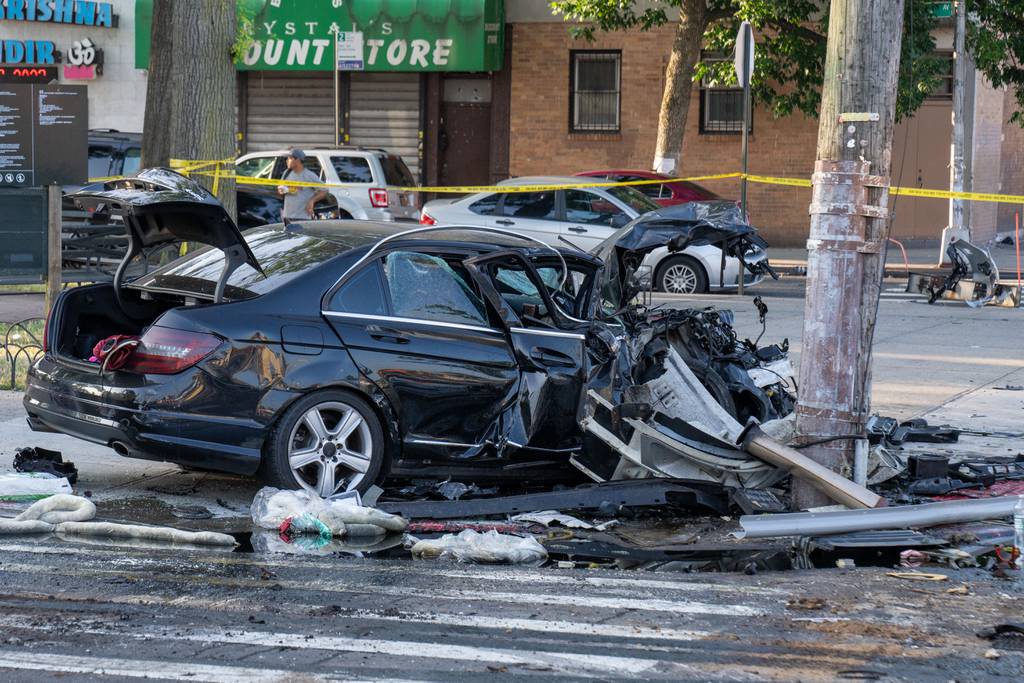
(593, 200, 774, 311)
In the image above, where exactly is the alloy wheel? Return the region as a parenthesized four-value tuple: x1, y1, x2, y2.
(662, 263, 699, 294)
(287, 401, 373, 497)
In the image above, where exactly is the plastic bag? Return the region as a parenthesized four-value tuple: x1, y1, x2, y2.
(250, 487, 407, 538)
(0, 472, 73, 502)
(409, 529, 548, 564)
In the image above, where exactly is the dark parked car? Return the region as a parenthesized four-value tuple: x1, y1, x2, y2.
(87, 129, 143, 183)
(26, 169, 791, 497)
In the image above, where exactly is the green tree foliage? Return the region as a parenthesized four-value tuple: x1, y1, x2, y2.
(966, 0, 1024, 125)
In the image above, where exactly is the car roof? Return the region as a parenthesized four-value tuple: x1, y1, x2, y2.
(576, 169, 667, 180)
(263, 220, 596, 262)
(89, 129, 142, 145)
(496, 176, 598, 187)
(240, 147, 389, 158)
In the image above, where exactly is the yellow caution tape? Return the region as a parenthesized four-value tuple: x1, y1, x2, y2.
(744, 174, 812, 188)
(84, 162, 1024, 206)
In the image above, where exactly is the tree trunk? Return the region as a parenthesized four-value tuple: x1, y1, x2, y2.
(140, 0, 174, 168)
(166, 0, 237, 222)
(792, 0, 906, 509)
(652, 0, 707, 174)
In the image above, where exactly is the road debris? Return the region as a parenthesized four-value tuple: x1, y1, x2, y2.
(886, 572, 948, 582)
(251, 487, 408, 546)
(409, 529, 548, 564)
(0, 494, 235, 546)
(13, 447, 78, 485)
(0, 472, 73, 502)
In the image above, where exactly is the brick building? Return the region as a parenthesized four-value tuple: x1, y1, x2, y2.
(504, 1, 1023, 247)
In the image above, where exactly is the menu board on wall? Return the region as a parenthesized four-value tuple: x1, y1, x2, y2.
(0, 84, 87, 187)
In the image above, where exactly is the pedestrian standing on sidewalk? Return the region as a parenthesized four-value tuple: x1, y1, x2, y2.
(278, 148, 328, 225)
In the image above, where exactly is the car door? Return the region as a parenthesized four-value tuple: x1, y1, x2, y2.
(323, 250, 519, 458)
(560, 189, 632, 251)
(463, 251, 588, 452)
(490, 190, 561, 247)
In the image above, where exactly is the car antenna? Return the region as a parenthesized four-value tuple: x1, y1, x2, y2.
(557, 235, 586, 253)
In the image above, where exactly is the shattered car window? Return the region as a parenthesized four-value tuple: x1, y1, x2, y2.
(385, 251, 489, 327)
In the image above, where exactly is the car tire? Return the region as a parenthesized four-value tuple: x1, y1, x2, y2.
(261, 390, 386, 497)
(656, 256, 708, 294)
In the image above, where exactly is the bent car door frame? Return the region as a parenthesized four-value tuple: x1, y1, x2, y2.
(463, 250, 588, 452)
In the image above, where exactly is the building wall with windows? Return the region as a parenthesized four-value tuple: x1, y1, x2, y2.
(507, 19, 1018, 247)
(508, 22, 818, 245)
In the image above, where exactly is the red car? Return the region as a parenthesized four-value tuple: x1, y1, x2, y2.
(574, 169, 724, 208)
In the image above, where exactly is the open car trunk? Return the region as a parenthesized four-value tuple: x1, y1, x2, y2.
(52, 168, 262, 365)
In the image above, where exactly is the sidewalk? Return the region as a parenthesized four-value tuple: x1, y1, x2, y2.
(770, 241, 1024, 278)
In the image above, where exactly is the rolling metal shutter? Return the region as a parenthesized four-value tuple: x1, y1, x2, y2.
(244, 71, 335, 152)
(349, 73, 422, 180)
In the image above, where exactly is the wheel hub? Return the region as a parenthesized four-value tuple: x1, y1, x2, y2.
(322, 442, 337, 458)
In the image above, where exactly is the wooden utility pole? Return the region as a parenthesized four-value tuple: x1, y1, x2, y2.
(793, 0, 906, 509)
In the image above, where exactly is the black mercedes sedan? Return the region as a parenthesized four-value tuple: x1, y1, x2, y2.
(25, 169, 619, 496)
(26, 169, 786, 497)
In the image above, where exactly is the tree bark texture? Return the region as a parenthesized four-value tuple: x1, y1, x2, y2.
(793, 0, 906, 509)
(168, 0, 237, 221)
(140, 0, 174, 168)
(653, 0, 706, 174)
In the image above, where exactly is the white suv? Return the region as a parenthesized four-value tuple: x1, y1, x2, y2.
(235, 148, 419, 222)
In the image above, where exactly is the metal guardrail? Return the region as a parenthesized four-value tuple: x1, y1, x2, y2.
(2, 318, 44, 389)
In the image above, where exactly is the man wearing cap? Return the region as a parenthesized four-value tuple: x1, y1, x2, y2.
(278, 149, 329, 225)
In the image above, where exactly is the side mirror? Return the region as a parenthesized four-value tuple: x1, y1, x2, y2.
(610, 213, 630, 228)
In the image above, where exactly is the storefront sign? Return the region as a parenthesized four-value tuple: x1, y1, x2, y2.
(64, 37, 102, 79)
(136, 0, 504, 72)
(1, 40, 58, 64)
(0, 65, 58, 84)
(0, 0, 118, 27)
(0, 83, 88, 187)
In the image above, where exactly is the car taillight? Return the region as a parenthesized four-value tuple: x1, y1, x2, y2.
(419, 211, 436, 226)
(369, 188, 389, 208)
(122, 327, 221, 375)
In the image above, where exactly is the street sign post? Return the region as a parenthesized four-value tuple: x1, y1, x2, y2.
(734, 21, 754, 295)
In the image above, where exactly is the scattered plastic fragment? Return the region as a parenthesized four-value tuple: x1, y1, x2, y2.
(409, 529, 548, 564)
(886, 571, 948, 582)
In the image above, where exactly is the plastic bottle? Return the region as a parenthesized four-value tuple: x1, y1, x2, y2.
(1015, 495, 1024, 573)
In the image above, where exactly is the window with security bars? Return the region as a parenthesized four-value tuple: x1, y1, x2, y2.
(928, 51, 954, 100)
(699, 54, 748, 134)
(570, 51, 621, 132)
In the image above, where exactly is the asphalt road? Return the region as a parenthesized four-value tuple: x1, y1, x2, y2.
(0, 538, 1020, 682)
(1, 274, 1023, 681)
(0, 293, 45, 324)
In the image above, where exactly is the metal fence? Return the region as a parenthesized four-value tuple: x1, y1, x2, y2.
(2, 318, 45, 389)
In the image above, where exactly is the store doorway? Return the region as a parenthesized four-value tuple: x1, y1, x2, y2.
(440, 78, 492, 188)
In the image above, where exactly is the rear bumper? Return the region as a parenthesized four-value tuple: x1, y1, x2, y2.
(23, 356, 266, 476)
